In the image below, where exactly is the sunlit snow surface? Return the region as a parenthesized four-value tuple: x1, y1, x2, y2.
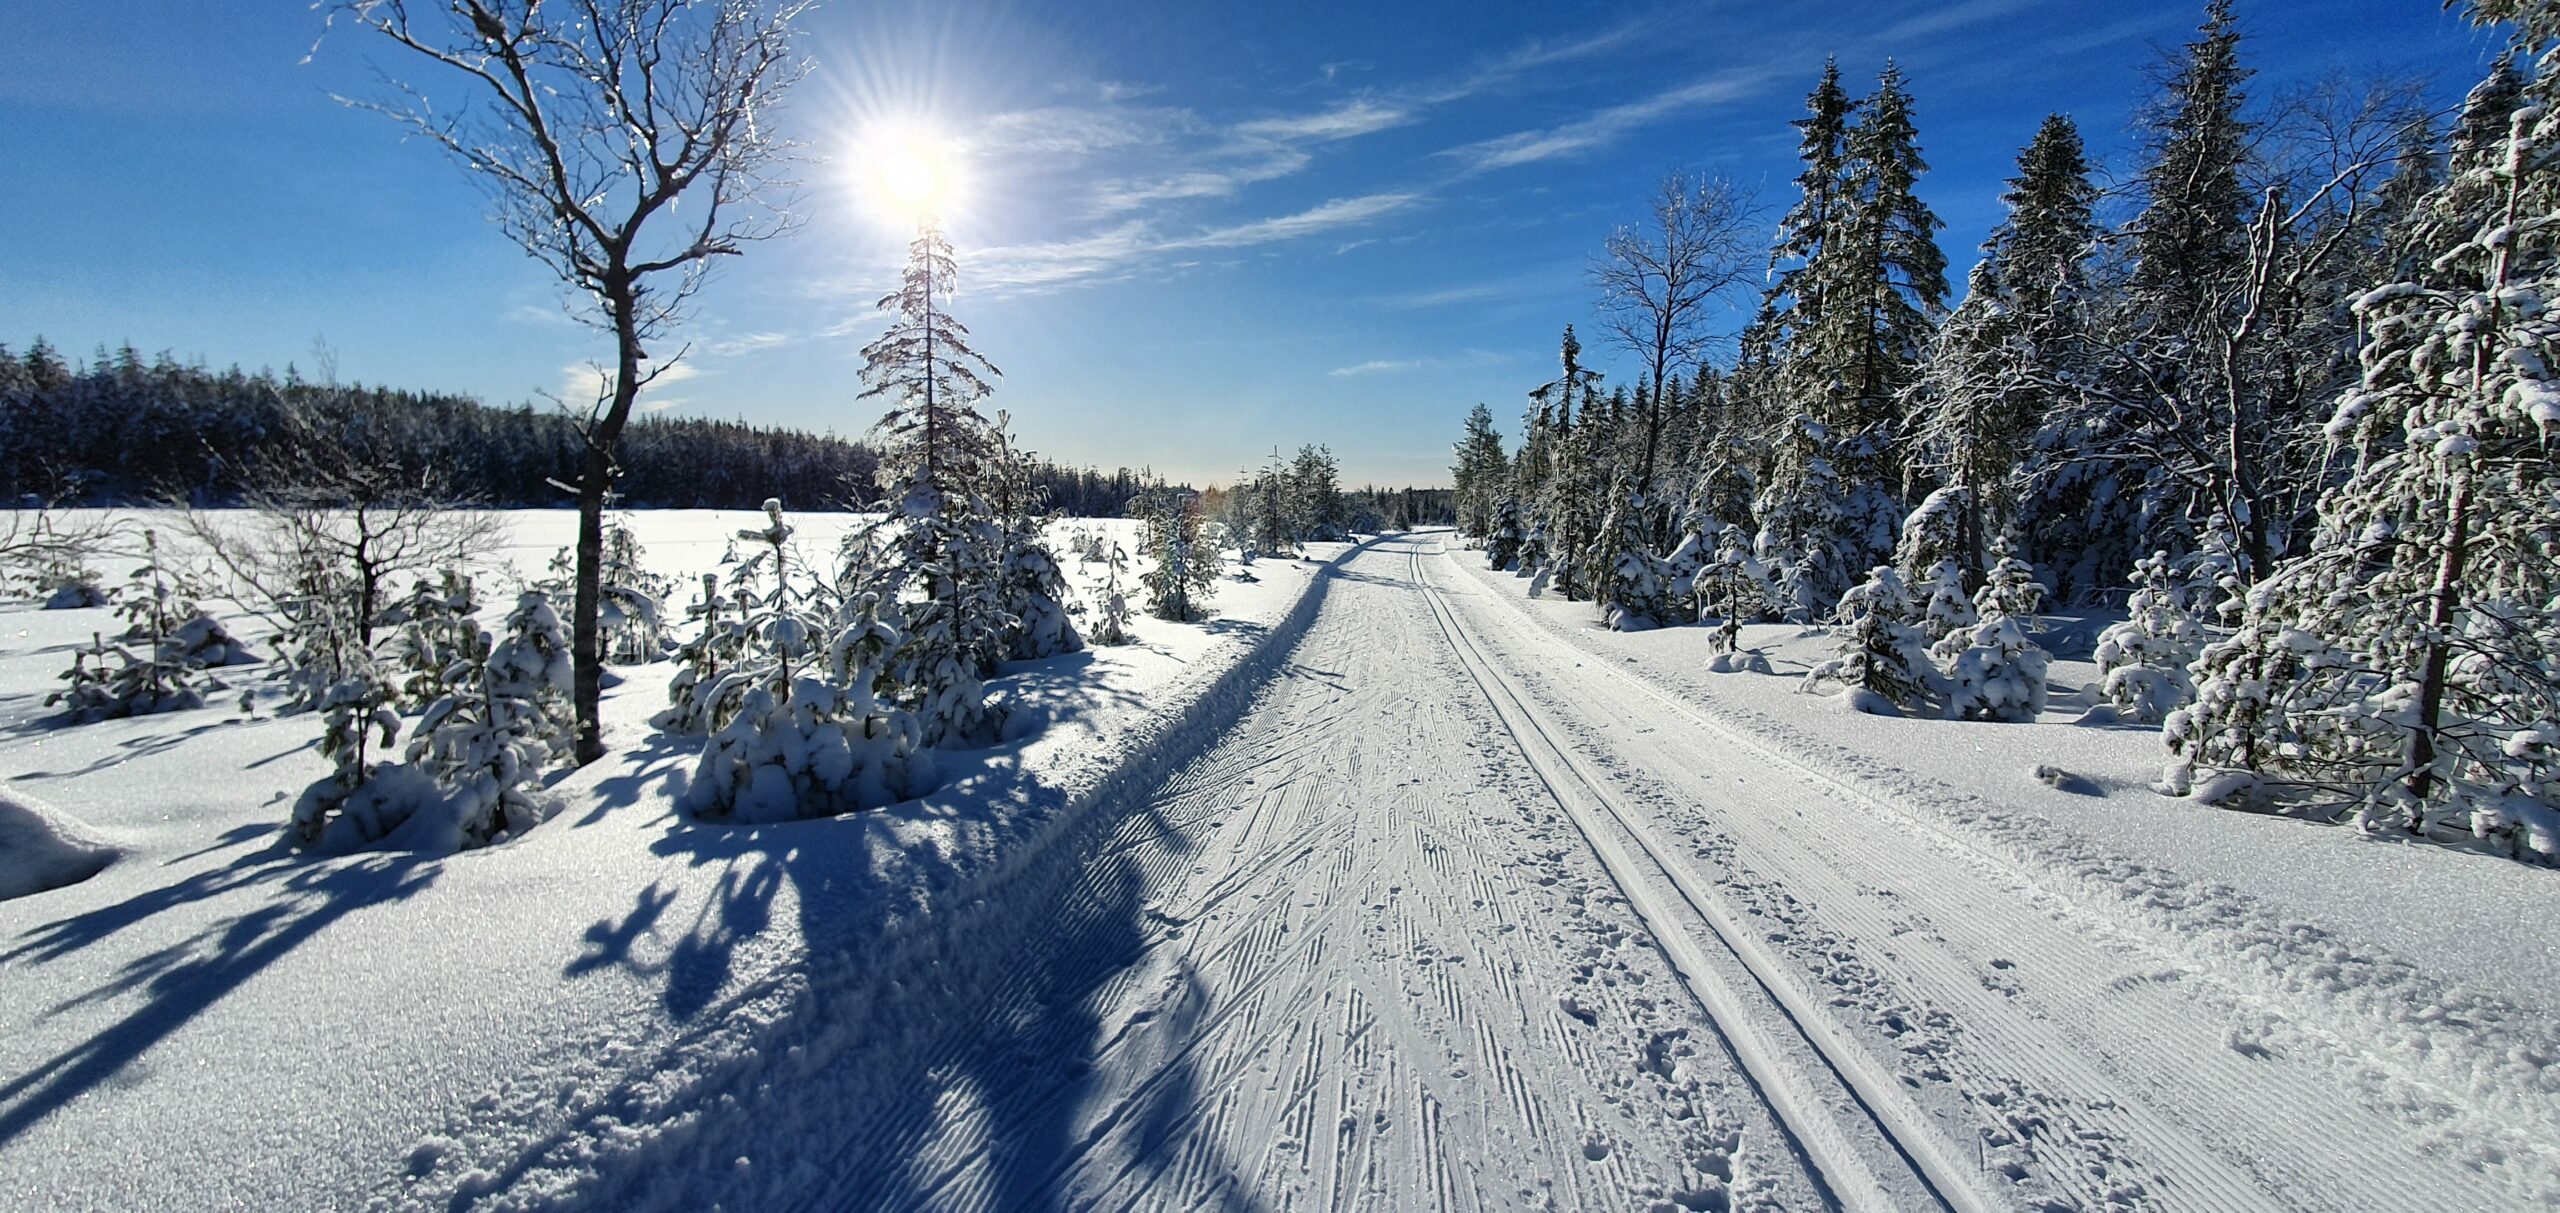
(1, 516, 2555, 1211)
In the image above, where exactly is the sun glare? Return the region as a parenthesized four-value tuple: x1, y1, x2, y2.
(858, 119, 966, 229)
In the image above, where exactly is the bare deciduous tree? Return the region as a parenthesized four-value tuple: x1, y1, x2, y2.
(1590, 171, 1760, 496)
(326, 0, 811, 763)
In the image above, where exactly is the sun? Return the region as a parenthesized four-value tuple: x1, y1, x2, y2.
(857, 119, 967, 230)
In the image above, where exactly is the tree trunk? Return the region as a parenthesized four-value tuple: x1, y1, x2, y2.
(572, 285, 642, 766)
(2404, 468, 2474, 824)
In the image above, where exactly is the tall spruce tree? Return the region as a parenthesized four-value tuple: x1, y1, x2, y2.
(1451, 404, 1508, 539)
(859, 221, 1007, 746)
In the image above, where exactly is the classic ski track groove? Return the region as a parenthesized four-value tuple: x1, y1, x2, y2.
(1405, 543, 1972, 1213)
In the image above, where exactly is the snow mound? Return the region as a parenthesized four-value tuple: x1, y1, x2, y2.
(0, 787, 119, 900)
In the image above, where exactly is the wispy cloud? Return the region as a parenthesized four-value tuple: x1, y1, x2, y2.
(1441, 66, 1784, 174)
(977, 194, 1422, 293)
(1327, 348, 1510, 378)
(1375, 264, 1586, 310)
(1183, 193, 1419, 249)
(1233, 99, 1410, 143)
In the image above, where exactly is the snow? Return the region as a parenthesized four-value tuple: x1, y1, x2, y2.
(0, 789, 118, 902)
(2, 519, 2555, 1211)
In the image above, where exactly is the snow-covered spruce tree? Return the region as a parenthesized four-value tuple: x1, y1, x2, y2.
(1762, 61, 1947, 586)
(1451, 403, 1509, 539)
(655, 572, 751, 735)
(399, 591, 575, 849)
(681, 587, 930, 822)
(1590, 477, 1668, 631)
(2165, 5, 2560, 859)
(598, 520, 671, 665)
(1537, 390, 1607, 600)
(1087, 536, 1134, 645)
(1804, 565, 1936, 715)
(1888, 492, 1978, 659)
(658, 501, 809, 735)
(1905, 264, 2040, 579)
(1973, 543, 2047, 626)
(1137, 488, 1218, 622)
(1248, 450, 1301, 560)
(2093, 551, 2206, 723)
(288, 661, 441, 849)
(1754, 414, 1846, 623)
(388, 568, 481, 710)
(48, 629, 213, 723)
(1942, 547, 2051, 723)
(1694, 523, 1775, 671)
(1484, 497, 1525, 570)
(987, 416, 1083, 661)
(1291, 445, 1347, 541)
(273, 551, 368, 713)
(860, 221, 1010, 747)
(117, 530, 254, 669)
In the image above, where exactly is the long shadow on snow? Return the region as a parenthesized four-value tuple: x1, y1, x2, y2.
(0, 837, 439, 1147)
(474, 552, 1379, 1210)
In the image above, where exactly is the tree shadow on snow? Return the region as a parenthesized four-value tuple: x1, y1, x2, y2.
(0, 838, 440, 1148)
(504, 710, 1262, 1209)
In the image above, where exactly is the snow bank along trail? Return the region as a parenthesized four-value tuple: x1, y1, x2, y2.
(1419, 538, 2560, 1211)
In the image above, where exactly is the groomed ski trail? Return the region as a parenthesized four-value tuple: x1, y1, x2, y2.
(818, 535, 1838, 1211)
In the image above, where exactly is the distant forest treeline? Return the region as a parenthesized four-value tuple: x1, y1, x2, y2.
(0, 339, 1170, 516)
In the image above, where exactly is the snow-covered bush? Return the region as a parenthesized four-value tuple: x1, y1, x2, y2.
(34, 553, 108, 609)
(679, 590, 932, 822)
(2093, 551, 2205, 723)
(1943, 615, 2050, 723)
(1803, 566, 1936, 714)
(2, 507, 119, 608)
(115, 529, 254, 669)
(395, 591, 574, 849)
(288, 666, 441, 851)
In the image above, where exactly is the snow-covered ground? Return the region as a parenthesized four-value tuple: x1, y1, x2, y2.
(3, 520, 2554, 1211)
(0, 508, 1354, 1211)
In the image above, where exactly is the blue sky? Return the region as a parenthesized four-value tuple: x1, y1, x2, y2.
(0, 1, 2504, 488)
